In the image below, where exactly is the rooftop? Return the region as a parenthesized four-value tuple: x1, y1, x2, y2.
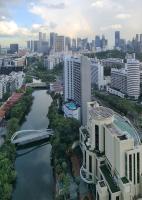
(114, 115, 141, 145)
(65, 102, 79, 110)
(89, 106, 114, 120)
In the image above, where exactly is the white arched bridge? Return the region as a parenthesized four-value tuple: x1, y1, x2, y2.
(11, 129, 54, 145)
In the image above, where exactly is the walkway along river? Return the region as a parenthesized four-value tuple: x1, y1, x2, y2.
(12, 90, 54, 200)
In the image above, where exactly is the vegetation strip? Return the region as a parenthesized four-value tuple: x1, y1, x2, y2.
(0, 88, 34, 200)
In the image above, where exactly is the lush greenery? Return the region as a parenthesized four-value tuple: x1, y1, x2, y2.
(85, 49, 142, 62)
(0, 88, 34, 200)
(8, 88, 34, 121)
(48, 93, 80, 199)
(94, 91, 142, 128)
(26, 57, 63, 84)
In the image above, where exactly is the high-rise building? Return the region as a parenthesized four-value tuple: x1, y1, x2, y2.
(55, 36, 65, 52)
(65, 37, 71, 51)
(10, 44, 19, 54)
(27, 41, 31, 50)
(77, 38, 82, 49)
(50, 32, 57, 51)
(72, 38, 77, 50)
(43, 33, 47, 41)
(95, 35, 101, 48)
(127, 53, 140, 100)
(39, 32, 43, 41)
(115, 31, 120, 48)
(64, 55, 91, 125)
(108, 54, 140, 99)
(80, 101, 142, 199)
(91, 58, 104, 90)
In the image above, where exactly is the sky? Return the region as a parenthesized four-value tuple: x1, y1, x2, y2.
(0, 0, 142, 47)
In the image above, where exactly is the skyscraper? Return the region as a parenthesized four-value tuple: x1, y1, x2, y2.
(115, 31, 120, 48)
(127, 53, 140, 99)
(95, 35, 101, 48)
(50, 32, 57, 51)
(64, 55, 91, 125)
(39, 32, 43, 41)
(55, 36, 65, 52)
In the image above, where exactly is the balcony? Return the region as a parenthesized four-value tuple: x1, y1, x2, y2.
(80, 165, 94, 184)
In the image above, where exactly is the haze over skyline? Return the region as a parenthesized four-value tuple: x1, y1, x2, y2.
(0, 0, 142, 46)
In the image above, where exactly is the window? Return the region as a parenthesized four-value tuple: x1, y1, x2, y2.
(125, 155, 127, 177)
(116, 196, 119, 200)
(129, 155, 132, 181)
(95, 125, 99, 150)
(137, 153, 140, 184)
(84, 151, 86, 168)
(97, 192, 100, 200)
(89, 155, 92, 173)
(134, 154, 136, 184)
(103, 127, 105, 153)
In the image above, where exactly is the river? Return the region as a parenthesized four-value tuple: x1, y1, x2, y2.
(12, 90, 54, 200)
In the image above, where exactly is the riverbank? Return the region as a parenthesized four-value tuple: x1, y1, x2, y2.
(0, 87, 34, 200)
(48, 93, 81, 199)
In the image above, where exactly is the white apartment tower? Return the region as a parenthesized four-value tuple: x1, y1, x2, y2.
(64, 55, 91, 125)
(80, 101, 142, 200)
(127, 54, 140, 100)
(91, 58, 104, 90)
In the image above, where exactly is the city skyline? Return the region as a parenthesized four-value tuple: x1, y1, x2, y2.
(0, 0, 142, 46)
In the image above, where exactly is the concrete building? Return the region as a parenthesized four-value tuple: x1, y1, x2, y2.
(127, 54, 140, 100)
(111, 68, 127, 95)
(108, 54, 140, 99)
(80, 101, 142, 200)
(55, 36, 65, 52)
(63, 101, 80, 120)
(0, 72, 25, 99)
(10, 44, 19, 54)
(91, 58, 104, 90)
(64, 55, 91, 125)
(44, 54, 62, 70)
(50, 32, 57, 51)
(115, 31, 120, 49)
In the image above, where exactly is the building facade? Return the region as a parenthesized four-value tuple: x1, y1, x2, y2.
(64, 55, 91, 125)
(80, 101, 142, 200)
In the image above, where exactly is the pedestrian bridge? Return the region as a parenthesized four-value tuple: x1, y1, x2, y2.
(26, 82, 47, 88)
(11, 129, 53, 145)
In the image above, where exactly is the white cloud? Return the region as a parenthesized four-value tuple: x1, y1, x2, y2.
(116, 13, 131, 19)
(91, 0, 104, 8)
(100, 24, 122, 31)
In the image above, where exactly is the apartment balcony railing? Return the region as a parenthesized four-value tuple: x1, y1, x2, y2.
(80, 165, 94, 184)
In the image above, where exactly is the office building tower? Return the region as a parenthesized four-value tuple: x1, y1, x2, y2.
(10, 44, 19, 54)
(39, 32, 43, 41)
(55, 36, 65, 52)
(50, 32, 57, 51)
(95, 36, 101, 48)
(77, 38, 82, 49)
(115, 31, 120, 48)
(27, 41, 31, 50)
(80, 101, 142, 200)
(65, 37, 71, 51)
(43, 33, 47, 41)
(64, 55, 91, 125)
(72, 38, 77, 50)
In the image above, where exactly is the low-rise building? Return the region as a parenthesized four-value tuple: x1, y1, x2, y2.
(63, 101, 80, 121)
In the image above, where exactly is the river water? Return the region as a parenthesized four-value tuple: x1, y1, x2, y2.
(12, 90, 54, 200)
